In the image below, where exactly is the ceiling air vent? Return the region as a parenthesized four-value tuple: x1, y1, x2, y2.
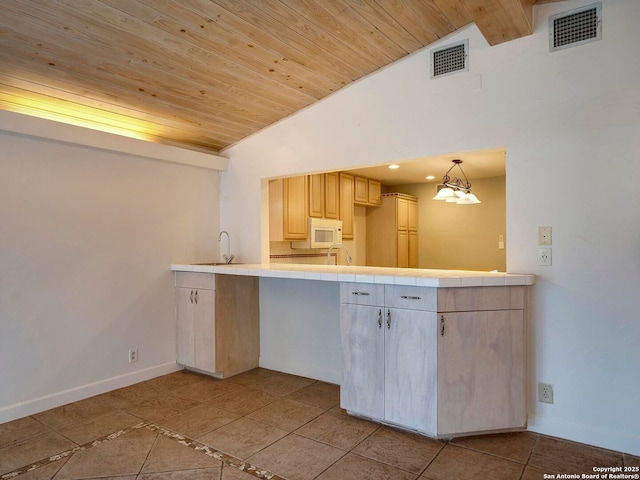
(431, 40, 468, 79)
(550, 3, 601, 52)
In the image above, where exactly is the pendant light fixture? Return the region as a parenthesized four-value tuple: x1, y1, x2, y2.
(432, 159, 481, 204)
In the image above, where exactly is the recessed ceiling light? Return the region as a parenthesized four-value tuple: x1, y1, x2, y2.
(388, 164, 400, 169)
(425, 175, 436, 180)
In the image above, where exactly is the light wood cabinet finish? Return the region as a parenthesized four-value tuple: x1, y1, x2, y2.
(308, 173, 324, 218)
(354, 176, 369, 204)
(339, 173, 354, 239)
(368, 179, 381, 205)
(340, 283, 527, 438)
(269, 177, 308, 241)
(324, 172, 339, 219)
(366, 193, 418, 267)
(175, 273, 259, 378)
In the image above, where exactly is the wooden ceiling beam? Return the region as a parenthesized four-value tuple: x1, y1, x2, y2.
(463, 0, 534, 46)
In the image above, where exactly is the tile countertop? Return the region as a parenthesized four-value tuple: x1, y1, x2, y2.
(170, 263, 535, 288)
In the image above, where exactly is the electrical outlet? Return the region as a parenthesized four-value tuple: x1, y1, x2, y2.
(538, 247, 552, 266)
(128, 348, 138, 363)
(538, 383, 554, 404)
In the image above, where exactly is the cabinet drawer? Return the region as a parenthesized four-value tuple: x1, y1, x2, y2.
(437, 286, 524, 312)
(175, 272, 216, 290)
(385, 285, 437, 311)
(340, 283, 385, 306)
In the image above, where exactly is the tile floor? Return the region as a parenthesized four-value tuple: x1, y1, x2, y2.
(1, 369, 638, 480)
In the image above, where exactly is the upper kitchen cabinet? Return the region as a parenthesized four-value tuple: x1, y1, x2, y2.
(269, 176, 308, 241)
(308, 174, 324, 218)
(354, 176, 381, 207)
(339, 173, 355, 240)
(324, 172, 339, 219)
(366, 193, 418, 267)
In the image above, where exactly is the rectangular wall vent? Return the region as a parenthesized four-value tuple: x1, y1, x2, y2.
(431, 40, 468, 78)
(550, 3, 601, 52)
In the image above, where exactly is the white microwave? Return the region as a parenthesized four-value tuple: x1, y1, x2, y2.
(291, 218, 343, 249)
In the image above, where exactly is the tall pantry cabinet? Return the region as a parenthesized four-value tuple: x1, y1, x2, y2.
(366, 193, 418, 268)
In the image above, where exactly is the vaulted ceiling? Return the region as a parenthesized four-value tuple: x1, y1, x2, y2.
(0, 0, 563, 154)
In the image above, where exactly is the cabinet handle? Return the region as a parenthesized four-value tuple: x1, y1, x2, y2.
(194, 290, 198, 304)
(190, 290, 194, 304)
(387, 309, 391, 330)
(377, 309, 382, 329)
(352, 292, 370, 296)
(401, 295, 421, 300)
(440, 315, 445, 336)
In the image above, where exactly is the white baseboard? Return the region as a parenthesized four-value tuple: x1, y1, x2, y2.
(528, 413, 640, 456)
(258, 358, 341, 385)
(0, 362, 181, 424)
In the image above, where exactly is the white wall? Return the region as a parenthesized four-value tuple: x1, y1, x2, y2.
(220, 0, 640, 455)
(0, 115, 221, 421)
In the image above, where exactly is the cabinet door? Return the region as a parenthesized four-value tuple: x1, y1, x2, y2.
(397, 198, 408, 231)
(437, 310, 525, 436)
(283, 176, 308, 239)
(193, 289, 216, 373)
(354, 176, 369, 204)
(385, 308, 438, 435)
(408, 200, 418, 231)
(324, 172, 339, 219)
(176, 287, 195, 368)
(339, 173, 354, 239)
(408, 230, 418, 268)
(308, 174, 324, 218)
(397, 231, 409, 268)
(368, 180, 381, 205)
(340, 304, 384, 420)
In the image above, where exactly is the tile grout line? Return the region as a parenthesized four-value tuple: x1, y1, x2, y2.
(0, 421, 147, 479)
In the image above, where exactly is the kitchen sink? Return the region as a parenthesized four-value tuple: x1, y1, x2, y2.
(191, 262, 243, 266)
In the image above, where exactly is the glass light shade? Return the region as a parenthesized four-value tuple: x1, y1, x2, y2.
(466, 193, 481, 204)
(433, 187, 455, 200)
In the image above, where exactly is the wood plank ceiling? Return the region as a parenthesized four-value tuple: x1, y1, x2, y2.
(0, 0, 561, 154)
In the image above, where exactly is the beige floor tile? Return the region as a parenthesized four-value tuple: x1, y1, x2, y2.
(138, 469, 221, 480)
(249, 373, 315, 397)
(0, 431, 76, 476)
(0, 416, 52, 449)
(58, 409, 142, 445)
(520, 465, 549, 480)
(140, 435, 222, 473)
(207, 386, 279, 416)
(295, 410, 379, 451)
(247, 434, 345, 480)
(198, 417, 288, 460)
(159, 403, 240, 438)
(225, 368, 278, 386)
(528, 435, 624, 474)
(173, 378, 243, 402)
(352, 426, 444, 474)
(286, 382, 340, 409)
(625, 453, 640, 467)
(142, 369, 207, 392)
(451, 431, 538, 463)
(317, 453, 417, 480)
(97, 381, 162, 410)
(121, 391, 202, 423)
(4, 457, 69, 480)
(422, 444, 524, 480)
(32, 397, 114, 431)
(247, 398, 326, 432)
(222, 464, 268, 479)
(52, 434, 156, 479)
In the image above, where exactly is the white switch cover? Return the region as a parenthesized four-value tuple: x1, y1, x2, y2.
(538, 247, 552, 266)
(538, 226, 552, 245)
(498, 234, 505, 250)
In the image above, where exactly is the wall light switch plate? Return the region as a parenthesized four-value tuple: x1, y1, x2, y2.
(538, 226, 552, 245)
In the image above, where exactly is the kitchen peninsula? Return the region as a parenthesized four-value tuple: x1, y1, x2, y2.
(172, 263, 534, 438)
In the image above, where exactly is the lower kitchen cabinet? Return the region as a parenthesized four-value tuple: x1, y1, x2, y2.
(175, 272, 259, 378)
(340, 282, 526, 438)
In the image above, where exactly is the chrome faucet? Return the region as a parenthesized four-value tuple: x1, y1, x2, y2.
(327, 243, 352, 266)
(218, 230, 234, 264)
